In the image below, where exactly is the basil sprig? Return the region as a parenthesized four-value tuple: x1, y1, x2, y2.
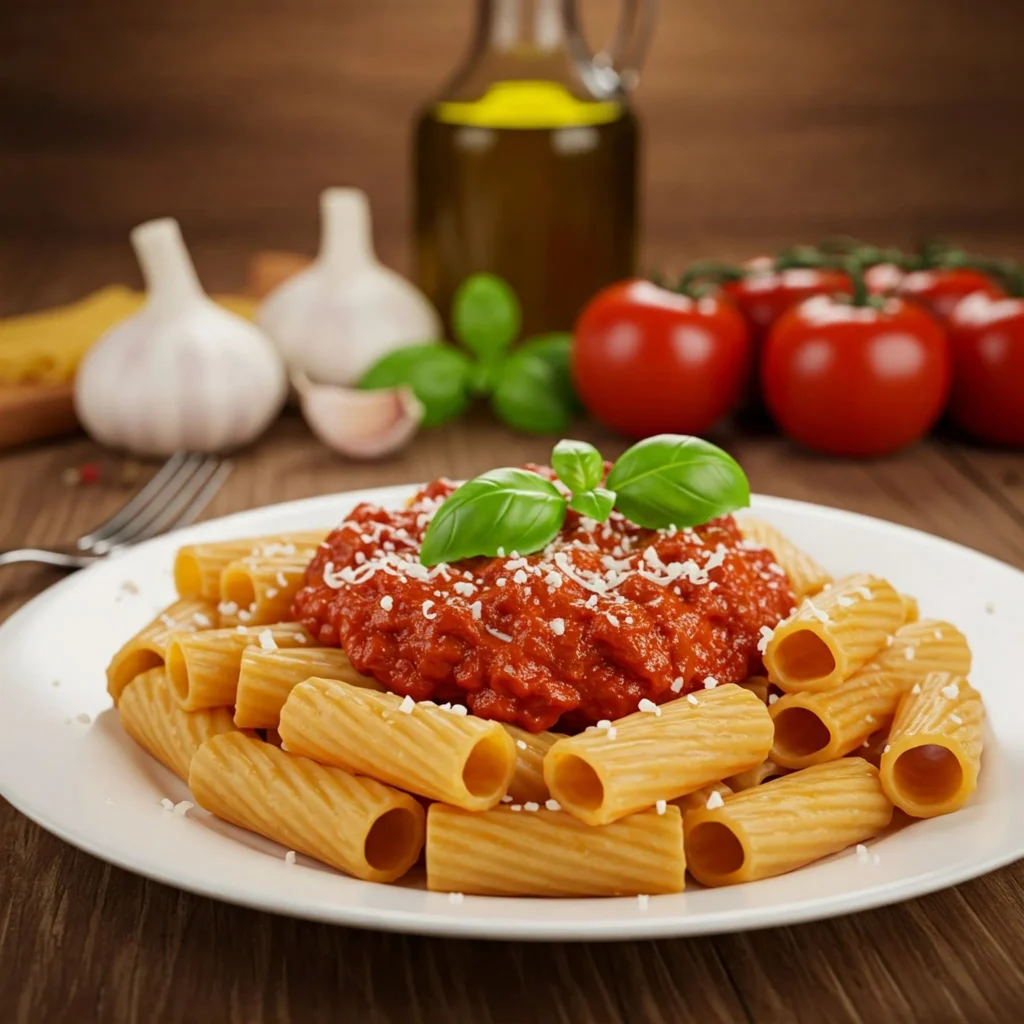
(420, 434, 749, 565)
(359, 273, 578, 435)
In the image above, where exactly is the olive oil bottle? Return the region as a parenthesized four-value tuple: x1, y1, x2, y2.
(414, 0, 655, 338)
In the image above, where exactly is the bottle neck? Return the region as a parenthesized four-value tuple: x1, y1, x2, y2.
(476, 0, 566, 55)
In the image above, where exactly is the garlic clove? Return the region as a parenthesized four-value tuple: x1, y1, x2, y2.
(75, 218, 287, 456)
(258, 188, 441, 387)
(293, 373, 423, 459)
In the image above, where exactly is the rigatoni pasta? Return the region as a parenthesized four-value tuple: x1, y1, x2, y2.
(880, 672, 984, 818)
(683, 758, 893, 886)
(736, 517, 831, 599)
(218, 557, 311, 628)
(426, 803, 685, 896)
(544, 685, 773, 825)
(190, 732, 424, 882)
(763, 574, 904, 692)
(279, 678, 517, 810)
(234, 646, 381, 729)
(118, 667, 239, 780)
(769, 619, 971, 769)
(502, 724, 563, 804)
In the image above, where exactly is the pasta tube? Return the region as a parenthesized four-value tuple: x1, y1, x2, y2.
(670, 782, 733, 813)
(900, 593, 919, 625)
(106, 596, 217, 703)
(879, 672, 984, 818)
(166, 623, 312, 711)
(763, 574, 903, 692)
(502, 724, 563, 804)
(426, 804, 685, 896)
(234, 646, 381, 729)
(190, 732, 424, 882)
(738, 676, 771, 704)
(218, 557, 311, 628)
(684, 758, 893, 886)
(544, 684, 773, 825)
(736, 517, 831, 599)
(118, 667, 239, 780)
(770, 620, 971, 769)
(279, 678, 517, 811)
(726, 759, 788, 791)
(173, 532, 324, 601)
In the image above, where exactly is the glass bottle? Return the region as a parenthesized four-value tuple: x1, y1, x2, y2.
(414, 0, 657, 338)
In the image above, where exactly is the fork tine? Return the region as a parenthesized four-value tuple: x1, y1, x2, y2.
(145, 459, 233, 538)
(89, 453, 212, 554)
(77, 452, 191, 550)
(110, 456, 226, 548)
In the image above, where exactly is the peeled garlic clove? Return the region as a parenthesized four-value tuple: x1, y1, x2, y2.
(294, 374, 423, 459)
(74, 218, 287, 456)
(258, 188, 441, 386)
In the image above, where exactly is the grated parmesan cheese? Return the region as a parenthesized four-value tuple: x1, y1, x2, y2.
(637, 698, 661, 716)
(258, 629, 278, 652)
(398, 695, 415, 714)
(705, 791, 725, 810)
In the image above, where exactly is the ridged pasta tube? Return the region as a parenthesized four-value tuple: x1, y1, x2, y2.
(879, 672, 984, 818)
(684, 758, 893, 886)
(218, 557, 311, 628)
(502, 724, 563, 804)
(190, 732, 424, 882)
(764, 574, 904, 692)
(234, 646, 381, 729)
(670, 782, 733, 813)
(118, 667, 239, 780)
(279, 678, 516, 811)
(106, 596, 217, 703)
(736, 517, 831, 599)
(544, 684, 773, 825)
(726, 759, 788, 791)
(770, 620, 971, 769)
(426, 804, 685, 896)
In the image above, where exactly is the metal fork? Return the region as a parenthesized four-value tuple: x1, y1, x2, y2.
(0, 452, 233, 570)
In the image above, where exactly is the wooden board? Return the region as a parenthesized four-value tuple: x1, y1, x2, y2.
(0, 382, 79, 451)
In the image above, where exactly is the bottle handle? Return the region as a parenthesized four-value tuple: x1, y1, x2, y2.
(562, 0, 658, 98)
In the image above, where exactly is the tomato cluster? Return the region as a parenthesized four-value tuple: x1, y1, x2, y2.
(572, 244, 1024, 455)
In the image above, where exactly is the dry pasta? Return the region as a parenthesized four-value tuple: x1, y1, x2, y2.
(502, 724, 563, 804)
(879, 672, 984, 818)
(726, 759, 789, 791)
(173, 532, 325, 602)
(106, 596, 217, 703)
(544, 684, 773, 825)
(770, 619, 971, 769)
(118, 667, 239, 780)
(670, 781, 733, 813)
(736, 517, 831, 599)
(426, 803, 685, 896)
(166, 624, 312, 711)
(683, 758, 893, 886)
(190, 732, 424, 882)
(738, 676, 770, 704)
(218, 557, 311, 628)
(279, 678, 516, 811)
(234, 646, 381, 729)
(763, 574, 904, 692)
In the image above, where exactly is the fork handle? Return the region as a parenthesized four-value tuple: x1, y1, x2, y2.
(0, 548, 101, 570)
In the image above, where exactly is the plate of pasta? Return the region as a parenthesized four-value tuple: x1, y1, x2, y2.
(0, 436, 1022, 940)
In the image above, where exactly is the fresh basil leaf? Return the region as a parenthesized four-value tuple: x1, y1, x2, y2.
(518, 333, 582, 413)
(552, 439, 604, 493)
(420, 468, 567, 566)
(568, 487, 615, 523)
(452, 273, 521, 361)
(605, 434, 750, 529)
(360, 345, 474, 427)
(491, 351, 575, 435)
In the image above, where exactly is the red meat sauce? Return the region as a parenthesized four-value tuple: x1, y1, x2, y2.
(292, 473, 795, 733)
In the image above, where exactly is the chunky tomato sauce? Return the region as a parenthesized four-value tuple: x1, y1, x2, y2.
(293, 474, 794, 732)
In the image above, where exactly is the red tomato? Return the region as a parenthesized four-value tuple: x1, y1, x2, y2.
(896, 268, 1003, 322)
(762, 295, 952, 457)
(946, 293, 1024, 446)
(864, 262, 906, 295)
(572, 279, 752, 438)
(722, 257, 852, 344)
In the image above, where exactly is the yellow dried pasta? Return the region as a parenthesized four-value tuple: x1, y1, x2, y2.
(502, 724, 563, 804)
(736, 517, 831, 599)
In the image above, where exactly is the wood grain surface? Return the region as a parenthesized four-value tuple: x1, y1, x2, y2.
(2, 0, 1023, 264)
(1, 241, 1023, 1023)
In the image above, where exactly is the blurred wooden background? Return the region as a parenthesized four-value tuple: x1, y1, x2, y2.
(1, 0, 1022, 276)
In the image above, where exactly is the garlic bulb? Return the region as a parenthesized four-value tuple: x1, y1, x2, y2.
(258, 188, 441, 386)
(75, 219, 287, 456)
(293, 373, 423, 459)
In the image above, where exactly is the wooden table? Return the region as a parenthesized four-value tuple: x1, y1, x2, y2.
(2, 242, 1024, 1023)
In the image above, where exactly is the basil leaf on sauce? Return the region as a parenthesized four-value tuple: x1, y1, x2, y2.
(420, 468, 567, 566)
(360, 344, 474, 427)
(605, 434, 750, 529)
(452, 273, 521, 362)
(568, 487, 615, 523)
(552, 439, 604, 493)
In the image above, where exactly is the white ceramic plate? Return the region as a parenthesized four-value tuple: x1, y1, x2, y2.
(1, 487, 1022, 941)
